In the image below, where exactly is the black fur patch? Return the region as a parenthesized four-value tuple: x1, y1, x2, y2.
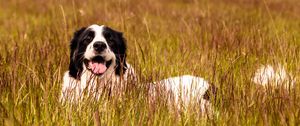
(203, 85, 217, 101)
(69, 27, 88, 79)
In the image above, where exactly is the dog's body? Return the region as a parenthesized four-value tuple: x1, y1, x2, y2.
(149, 75, 213, 115)
(61, 24, 213, 114)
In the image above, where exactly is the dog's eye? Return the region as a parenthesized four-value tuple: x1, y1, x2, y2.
(85, 36, 93, 41)
(83, 31, 94, 42)
(104, 32, 112, 41)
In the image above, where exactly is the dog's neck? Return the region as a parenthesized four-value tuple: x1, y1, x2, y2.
(80, 69, 118, 86)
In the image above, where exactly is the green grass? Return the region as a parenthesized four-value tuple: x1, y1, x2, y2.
(0, 0, 300, 125)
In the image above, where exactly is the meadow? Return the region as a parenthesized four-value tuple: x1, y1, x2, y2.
(0, 0, 300, 125)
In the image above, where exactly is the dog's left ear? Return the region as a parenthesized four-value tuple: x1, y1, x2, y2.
(114, 32, 128, 76)
(104, 27, 127, 76)
(68, 27, 86, 79)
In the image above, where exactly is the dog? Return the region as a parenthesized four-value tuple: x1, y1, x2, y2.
(61, 24, 214, 114)
(61, 24, 135, 101)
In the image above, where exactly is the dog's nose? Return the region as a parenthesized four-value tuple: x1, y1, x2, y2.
(93, 41, 107, 52)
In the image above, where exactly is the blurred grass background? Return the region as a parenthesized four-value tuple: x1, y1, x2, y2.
(0, 0, 300, 125)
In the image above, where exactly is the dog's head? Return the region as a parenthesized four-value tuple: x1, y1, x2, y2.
(68, 24, 127, 79)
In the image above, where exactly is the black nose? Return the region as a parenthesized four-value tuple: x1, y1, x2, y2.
(93, 42, 107, 52)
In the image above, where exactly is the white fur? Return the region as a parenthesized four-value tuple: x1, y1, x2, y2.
(61, 63, 135, 102)
(62, 73, 212, 115)
(252, 64, 295, 88)
(149, 75, 212, 113)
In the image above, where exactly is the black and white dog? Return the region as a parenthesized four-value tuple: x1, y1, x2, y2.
(61, 24, 214, 114)
(61, 24, 135, 101)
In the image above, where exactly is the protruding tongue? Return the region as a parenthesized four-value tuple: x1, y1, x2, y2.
(88, 61, 107, 74)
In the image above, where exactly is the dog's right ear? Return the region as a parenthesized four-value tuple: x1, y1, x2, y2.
(68, 27, 86, 79)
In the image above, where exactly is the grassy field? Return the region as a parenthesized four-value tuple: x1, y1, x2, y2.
(0, 0, 300, 125)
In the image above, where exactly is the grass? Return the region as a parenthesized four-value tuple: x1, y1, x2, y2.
(0, 0, 300, 125)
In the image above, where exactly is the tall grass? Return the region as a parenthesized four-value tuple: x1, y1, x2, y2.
(0, 0, 299, 125)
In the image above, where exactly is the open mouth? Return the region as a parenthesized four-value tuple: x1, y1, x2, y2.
(84, 56, 112, 76)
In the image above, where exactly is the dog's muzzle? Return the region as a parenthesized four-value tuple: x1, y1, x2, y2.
(84, 56, 112, 76)
(93, 41, 107, 53)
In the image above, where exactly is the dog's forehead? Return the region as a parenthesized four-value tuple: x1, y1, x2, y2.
(88, 24, 106, 41)
(88, 24, 104, 31)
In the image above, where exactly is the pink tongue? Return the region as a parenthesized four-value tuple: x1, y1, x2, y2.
(88, 62, 107, 74)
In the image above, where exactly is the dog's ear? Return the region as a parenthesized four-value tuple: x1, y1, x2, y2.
(103, 26, 128, 76)
(114, 31, 128, 76)
(69, 27, 86, 79)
